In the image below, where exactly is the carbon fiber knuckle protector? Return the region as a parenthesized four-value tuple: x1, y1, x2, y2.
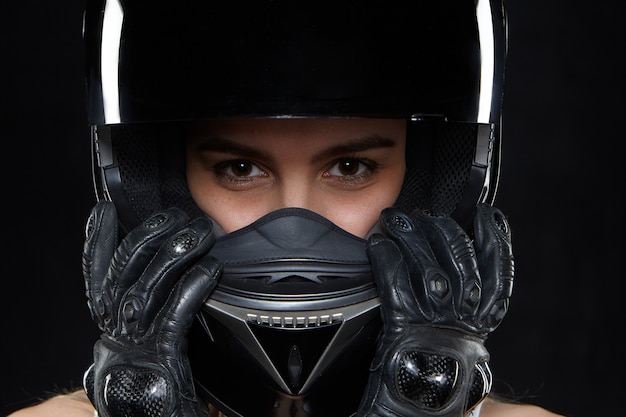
(104, 367, 174, 417)
(393, 349, 492, 413)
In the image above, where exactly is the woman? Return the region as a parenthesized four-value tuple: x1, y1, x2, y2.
(10, 1, 563, 416)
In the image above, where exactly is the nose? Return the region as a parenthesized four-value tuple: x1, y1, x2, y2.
(278, 179, 316, 212)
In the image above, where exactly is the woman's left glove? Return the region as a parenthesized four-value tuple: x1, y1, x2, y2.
(357, 204, 514, 417)
(81, 201, 222, 417)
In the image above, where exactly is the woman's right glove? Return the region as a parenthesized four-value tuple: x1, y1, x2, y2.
(81, 201, 222, 417)
(357, 204, 514, 417)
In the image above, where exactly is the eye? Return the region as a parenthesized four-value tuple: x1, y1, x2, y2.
(327, 158, 370, 177)
(220, 159, 265, 178)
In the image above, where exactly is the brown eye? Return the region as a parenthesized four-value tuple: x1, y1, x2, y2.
(328, 158, 368, 177)
(218, 159, 267, 178)
(231, 160, 253, 176)
(337, 159, 360, 176)
(210, 158, 270, 190)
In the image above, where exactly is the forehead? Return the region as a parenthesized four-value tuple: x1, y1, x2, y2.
(188, 118, 406, 145)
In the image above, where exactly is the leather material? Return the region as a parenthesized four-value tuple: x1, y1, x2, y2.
(82, 201, 222, 417)
(357, 204, 514, 417)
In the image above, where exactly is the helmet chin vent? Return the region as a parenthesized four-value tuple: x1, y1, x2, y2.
(246, 312, 344, 329)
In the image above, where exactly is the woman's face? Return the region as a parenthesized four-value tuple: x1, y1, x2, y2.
(186, 118, 406, 238)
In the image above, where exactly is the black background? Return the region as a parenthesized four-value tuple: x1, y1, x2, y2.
(1, 1, 624, 416)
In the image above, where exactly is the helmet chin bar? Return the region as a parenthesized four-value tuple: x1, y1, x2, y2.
(187, 208, 382, 417)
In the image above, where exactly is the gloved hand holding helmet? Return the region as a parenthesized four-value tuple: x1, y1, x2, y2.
(357, 204, 514, 416)
(82, 201, 221, 417)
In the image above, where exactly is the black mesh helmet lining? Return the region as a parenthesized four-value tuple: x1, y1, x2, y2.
(395, 122, 477, 217)
(107, 121, 477, 229)
(111, 123, 203, 224)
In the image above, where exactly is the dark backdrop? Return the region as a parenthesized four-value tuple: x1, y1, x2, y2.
(1, 1, 624, 416)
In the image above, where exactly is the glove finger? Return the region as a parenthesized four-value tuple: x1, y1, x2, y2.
(157, 254, 222, 353)
(378, 208, 453, 322)
(414, 211, 482, 321)
(367, 233, 414, 333)
(152, 254, 222, 395)
(121, 217, 216, 337)
(103, 208, 189, 333)
(82, 201, 118, 328)
(473, 204, 514, 331)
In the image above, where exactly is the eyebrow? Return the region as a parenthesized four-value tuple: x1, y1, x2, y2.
(191, 134, 398, 161)
(193, 136, 266, 158)
(310, 135, 397, 163)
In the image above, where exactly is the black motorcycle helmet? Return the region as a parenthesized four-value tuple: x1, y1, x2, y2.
(83, 1, 507, 416)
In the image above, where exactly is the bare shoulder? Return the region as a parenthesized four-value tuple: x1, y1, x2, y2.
(480, 397, 565, 417)
(6, 391, 564, 417)
(7, 390, 94, 417)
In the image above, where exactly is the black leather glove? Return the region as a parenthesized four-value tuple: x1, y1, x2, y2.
(357, 204, 514, 417)
(82, 201, 221, 417)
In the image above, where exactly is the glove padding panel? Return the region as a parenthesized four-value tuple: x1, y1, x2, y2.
(101, 366, 171, 417)
(82, 201, 222, 417)
(357, 204, 513, 417)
